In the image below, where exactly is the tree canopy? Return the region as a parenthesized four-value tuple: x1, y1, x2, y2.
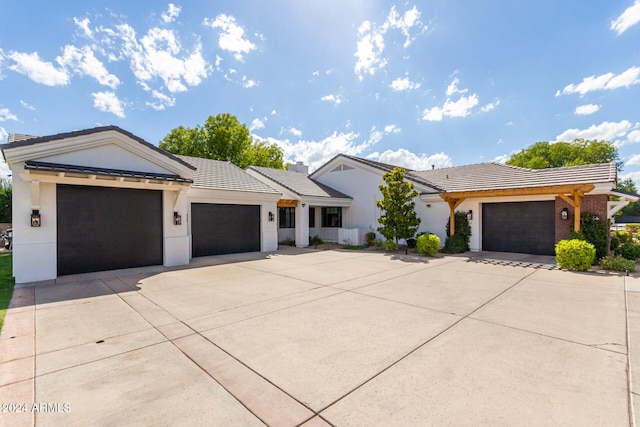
(0, 178, 11, 223)
(376, 167, 421, 245)
(506, 139, 621, 171)
(159, 113, 285, 169)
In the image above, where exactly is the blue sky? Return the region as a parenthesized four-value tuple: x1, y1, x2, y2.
(1, 1, 640, 184)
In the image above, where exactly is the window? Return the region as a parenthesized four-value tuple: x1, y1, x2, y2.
(309, 207, 315, 228)
(279, 207, 295, 228)
(322, 207, 342, 227)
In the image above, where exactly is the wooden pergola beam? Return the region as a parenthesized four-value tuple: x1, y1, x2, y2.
(277, 199, 298, 208)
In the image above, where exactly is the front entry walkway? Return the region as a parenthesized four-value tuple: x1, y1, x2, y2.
(0, 248, 637, 426)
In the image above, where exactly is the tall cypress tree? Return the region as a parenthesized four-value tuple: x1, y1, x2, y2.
(376, 167, 421, 247)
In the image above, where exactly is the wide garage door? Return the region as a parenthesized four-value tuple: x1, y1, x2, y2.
(57, 185, 163, 276)
(191, 203, 260, 257)
(482, 201, 555, 255)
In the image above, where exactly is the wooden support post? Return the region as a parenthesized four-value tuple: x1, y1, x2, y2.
(574, 190, 582, 232)
(446, 198, 464, 236)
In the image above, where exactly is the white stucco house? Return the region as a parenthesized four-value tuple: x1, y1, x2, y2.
(2, 126, 637, 284)
(1, 126, 281, 283)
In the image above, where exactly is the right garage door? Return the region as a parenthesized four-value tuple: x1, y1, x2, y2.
(191, 203, 261, 257)
(482, 201, 555, 255)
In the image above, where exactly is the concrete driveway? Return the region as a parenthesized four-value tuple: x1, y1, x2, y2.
(1, 248, 638, 426)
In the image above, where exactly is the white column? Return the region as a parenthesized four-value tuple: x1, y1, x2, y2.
(295, 202, 309, 247)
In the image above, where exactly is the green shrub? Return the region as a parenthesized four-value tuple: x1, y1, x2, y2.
(614, 242, 640, 260)
(443, 212, 471, 253)
(309, 235, 323, 248)
(615, 230, 630, 245)
(598, 255, 636, 272)
(555, 239, 595, 271)
(365, 232, 376, 246)
(279, 237, 295, 246)
(572, 212, 609, 261)
(384, 239, 398, 252)
(416, 233, 440, 255)
(442, 233, 468, 254)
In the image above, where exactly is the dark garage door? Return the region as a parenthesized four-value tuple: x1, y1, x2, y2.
(57, 185, 163, 276)
(482, 201, 555, 255)
(191, 203, 260, 257)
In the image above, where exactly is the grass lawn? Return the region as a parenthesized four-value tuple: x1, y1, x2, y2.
(0, 252, 14, 332)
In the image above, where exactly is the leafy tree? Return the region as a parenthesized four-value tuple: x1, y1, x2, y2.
(617, 178, 640, 217)
(0, 178, 11, 223)
(159, 113, 285, 169)
(506, 139, 621, 171)
(376, 167, 421, 247)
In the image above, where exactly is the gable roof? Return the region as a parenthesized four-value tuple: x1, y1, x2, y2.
(410, 162, 617, 193)
(247, 166, 352, 199)
(177, 156, 280, 194)
(1, 125, 196, 170)
(313, 153, 617, 195)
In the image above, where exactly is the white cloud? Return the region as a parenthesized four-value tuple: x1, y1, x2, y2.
(0, 158, 10, 178)
(146, 90, 175, 110)
(555, 120, 633, 143)
(204, 14, 258, 61)
(161, 4, 182, 23)
(385, 5, 426, 48)
(57, 45, 120, 89)
(20, 100, 35, 110)
(0, 107, 17, 121)
(289, 127, 302, 137)
(390, 76, 421, 91)
(491, 154, 511, 164)
(92, 91, 125, 118)
(480, 100, 499, 113)
(254, 131, 372, 171)
(271, 110, 277, 115)
(354, 5, 426, 80)
(575, 104, 600, 115)
(620, 171, 640, 186)
(250, 118, 266, 131)
(625, 154, 640, 166)
(611, 0, 640, 35)
(384, 124, 401, 133)
(73, 17, 93, 38)
(422, 77, 483, 121)
(114, 24, 210, 93)
(0, 127, 7, 142)
(7, 51, 70, 86)
(559, 66, 640, 96)
(627, 129, 640, 143)
(367, 148, 452, 170)
(242, 75, 258, 88)
(320, 94, 345, 105)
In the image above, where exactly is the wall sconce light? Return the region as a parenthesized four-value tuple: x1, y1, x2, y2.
(466, 210, 473, 221)
(31, 209, 41, 227)
(301, 203, 306, 207)
(561, 207, 568, 220)
(268, 211, 275, 222)
(173, 211, 182, 226)
(426, 204, 431, 208)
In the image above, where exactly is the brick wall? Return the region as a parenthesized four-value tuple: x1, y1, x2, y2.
(555, 194, 608, 242)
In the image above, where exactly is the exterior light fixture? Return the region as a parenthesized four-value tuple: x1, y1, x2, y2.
(561, 208, 568, 220)
(466, 210, 473, 221)
(173, 212, 182, 226)
(268, 211, 275, 222)
(302, 203, 306, 207)
(31, 209, 41, 227)
(426, 204, 431, 208)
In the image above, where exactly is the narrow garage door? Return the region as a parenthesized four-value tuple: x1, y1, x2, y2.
(191, 203, 260, 257)
(482, 201, 555, 255)
(57, 185, 163, 276)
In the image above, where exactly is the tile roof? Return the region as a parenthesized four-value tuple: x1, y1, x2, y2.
(24, 160, 193, 183)
(247, 166, 352, 199)
(177, 156, 280, 194)
(409, 162, 617, 193)
(0, 126, 196, 170)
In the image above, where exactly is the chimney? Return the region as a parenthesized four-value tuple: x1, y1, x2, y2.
(288, 161, 309, 174)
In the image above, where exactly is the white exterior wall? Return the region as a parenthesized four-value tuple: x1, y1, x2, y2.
(163, 190, 190, 267)
(316, 166, 443, 244)
(11, 163, 57, 283)
(186, 189, 279, 255)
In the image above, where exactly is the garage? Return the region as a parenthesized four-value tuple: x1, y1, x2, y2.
(482, 201, 555, 255)
(57, 185, 163, 276)
(191, 203, 260, 257)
